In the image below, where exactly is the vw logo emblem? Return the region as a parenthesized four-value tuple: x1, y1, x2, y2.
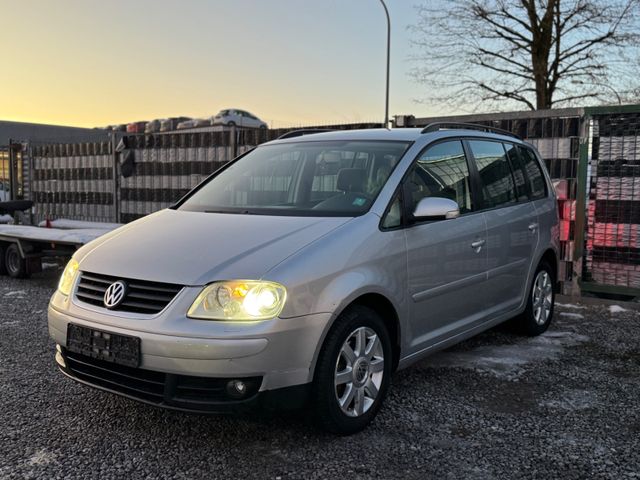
(104, 281, 127, 309)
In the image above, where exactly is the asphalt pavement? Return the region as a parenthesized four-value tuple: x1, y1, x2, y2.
(0, 267, 638, 479)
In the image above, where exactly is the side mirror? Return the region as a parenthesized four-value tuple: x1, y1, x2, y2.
(413, 197, 460, 221)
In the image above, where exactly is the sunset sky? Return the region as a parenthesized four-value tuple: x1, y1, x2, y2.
(0, 0, 438, 128)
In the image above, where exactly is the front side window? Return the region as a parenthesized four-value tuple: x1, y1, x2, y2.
(405, 140, 473, 214)
(179, 141, 410, 216)
(469, 140, 517, 209)
(518, 146, 547, 199)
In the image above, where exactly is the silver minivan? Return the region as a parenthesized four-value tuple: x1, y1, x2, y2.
(49, 125, 559, 434)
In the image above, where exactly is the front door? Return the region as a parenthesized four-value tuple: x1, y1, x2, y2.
(403, 139, 488, 353)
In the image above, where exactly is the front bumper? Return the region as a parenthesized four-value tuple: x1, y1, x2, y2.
(55, 346, 311, 413)
(48, 292, 333, 392)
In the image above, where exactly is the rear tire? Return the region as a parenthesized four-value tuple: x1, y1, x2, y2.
(5, 244, 28, 279)
(227, 121, 236, 127)
(312, 305, 392, 435)
(514, 261, 555, 336)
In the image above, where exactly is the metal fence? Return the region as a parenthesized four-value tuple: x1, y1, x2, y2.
(579, 107, 640, 297)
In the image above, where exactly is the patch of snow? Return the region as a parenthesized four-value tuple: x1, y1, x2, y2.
(608, 305, 629, 314)
(0, 225, 110, 245)
(27, 449, 56, 466)
(427, 331, 589, 380)
(42, 262, 59, 270)
(559, 312, 584, 319)
(4, 290, 26, 297)
(37, 218, 122, 230)
(0, 214, 13, 224)
(541, 389, 598, 411)
(555, 302, 587, 310)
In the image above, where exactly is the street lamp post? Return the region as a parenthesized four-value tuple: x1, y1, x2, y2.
(379, 0, 390, 128)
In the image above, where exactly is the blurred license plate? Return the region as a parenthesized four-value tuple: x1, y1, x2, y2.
(66, 324, 140, 368)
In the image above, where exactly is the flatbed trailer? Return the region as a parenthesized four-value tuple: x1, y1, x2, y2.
(0, 223, 120, 278)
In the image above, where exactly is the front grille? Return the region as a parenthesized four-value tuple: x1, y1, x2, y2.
(63, 350, 262, 410)
(75, 271, 183, 314)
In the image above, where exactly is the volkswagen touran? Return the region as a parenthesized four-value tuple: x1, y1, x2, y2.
(49, 125, 559, 434)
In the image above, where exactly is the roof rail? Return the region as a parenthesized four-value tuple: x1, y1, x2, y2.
(421, 122, 521, 139)
(277, 128, 335, 140)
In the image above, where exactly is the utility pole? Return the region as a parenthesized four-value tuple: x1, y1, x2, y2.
(379, 0, 390, 128)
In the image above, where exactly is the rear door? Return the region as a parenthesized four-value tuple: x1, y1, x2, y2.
(403, 139, 489, 353)
(467, 139, 539, 316)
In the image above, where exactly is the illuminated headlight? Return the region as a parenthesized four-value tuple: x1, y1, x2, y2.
(187, 280, 287, 321)
(58, 259, 79, 296)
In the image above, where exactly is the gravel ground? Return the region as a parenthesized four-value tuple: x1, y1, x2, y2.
(0, 267, 639, 479)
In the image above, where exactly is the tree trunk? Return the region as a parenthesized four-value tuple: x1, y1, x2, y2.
(527, 0, 557, 109)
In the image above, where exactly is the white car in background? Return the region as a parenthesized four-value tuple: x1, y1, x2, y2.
(213, 109, 267, 129)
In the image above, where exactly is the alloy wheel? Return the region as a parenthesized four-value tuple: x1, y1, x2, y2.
(334, 326, 384, 417)
(532, 270, 553, 325)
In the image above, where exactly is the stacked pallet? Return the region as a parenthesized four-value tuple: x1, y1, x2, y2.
(585, 113, 640, 288)
(118, 134, 235, 223)
(29, 142, 115, 224)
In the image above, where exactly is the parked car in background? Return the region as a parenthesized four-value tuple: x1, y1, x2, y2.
(126, 121, 147, 134)
(213, 109, 267, 129)
(49, 126, 558, 434)
(177, 118, 211, 130)
(160, 117, 192, 132)
(176, 120, 195, 130)
(145, 119, 162, 134)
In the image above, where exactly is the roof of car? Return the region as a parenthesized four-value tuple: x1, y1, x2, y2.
(266, 128, 524, 145)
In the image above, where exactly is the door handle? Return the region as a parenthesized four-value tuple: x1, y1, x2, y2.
(528, 223, 538, 232)
(470, 239, 486, 252)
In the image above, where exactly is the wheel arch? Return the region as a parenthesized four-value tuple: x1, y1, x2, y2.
(310, 291, 402, 380)
(539, 248, 559, 292)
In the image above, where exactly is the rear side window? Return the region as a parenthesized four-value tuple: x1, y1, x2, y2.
(503, 143, 529, 202)
(518, 146, 547, 199)
(405, 140, 473, 214)
(469, 140, 516, 209)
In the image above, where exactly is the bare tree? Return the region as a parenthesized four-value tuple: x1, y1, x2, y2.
(410, 0, 640, 110)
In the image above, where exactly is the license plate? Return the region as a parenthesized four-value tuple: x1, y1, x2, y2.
(66, 324, 141, 368)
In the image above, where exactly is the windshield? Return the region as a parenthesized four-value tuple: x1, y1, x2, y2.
(179, 140, 410, 216)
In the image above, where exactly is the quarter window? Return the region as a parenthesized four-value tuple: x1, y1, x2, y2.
(518, 146, 547, 199)
(405, 140, 473, 214)
(469, 140, 517, 209)
(381, 192, 402, 229)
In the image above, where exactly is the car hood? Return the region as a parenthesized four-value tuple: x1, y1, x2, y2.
(77, 209, 351, 286)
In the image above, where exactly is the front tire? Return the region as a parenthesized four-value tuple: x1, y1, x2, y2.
(515, 261, 555, 336)
(312, 305, 392, 434)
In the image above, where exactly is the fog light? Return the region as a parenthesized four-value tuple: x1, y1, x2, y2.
(226, 379, 248, 399)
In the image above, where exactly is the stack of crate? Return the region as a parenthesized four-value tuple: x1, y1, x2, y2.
(29, 142, 114, 224)
(584, 113, 640, 288)
(118, 132, 234, 223)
